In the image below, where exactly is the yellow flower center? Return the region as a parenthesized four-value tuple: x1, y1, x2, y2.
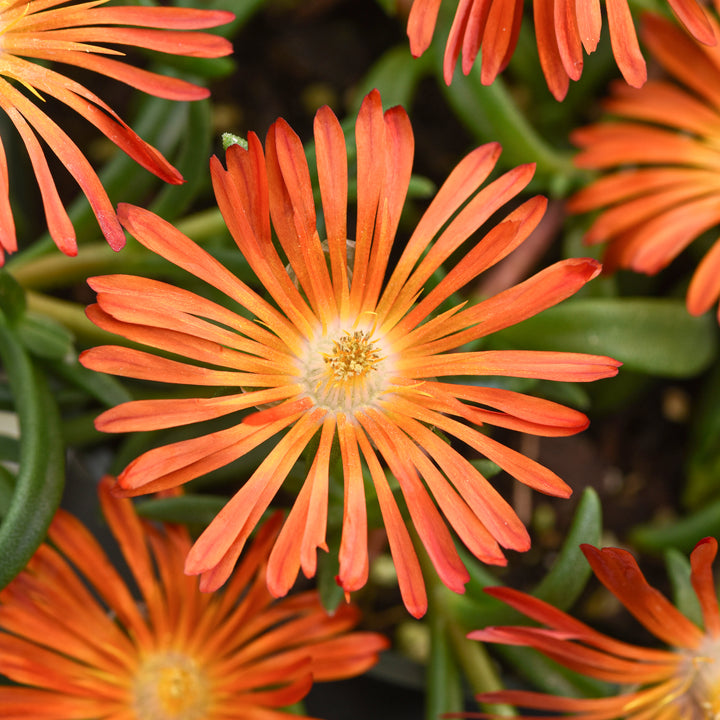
(324, 330, 381, 382)
(300, 325, 390, 413)
(133, 652, 210, 720)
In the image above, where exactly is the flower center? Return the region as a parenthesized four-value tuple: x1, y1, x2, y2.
(133, 652, 210, 720)
(324, 330, 381, 382)
(300, 325, 390, 413)
(682, 640, 720, 719)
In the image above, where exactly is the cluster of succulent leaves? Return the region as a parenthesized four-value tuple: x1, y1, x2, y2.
(1, 0, 719, 718)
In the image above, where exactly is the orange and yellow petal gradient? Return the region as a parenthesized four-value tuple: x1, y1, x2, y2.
(462, 538, 720, 719)
(570, 12, 720, 323)
(0, 0, 234, 262)
(0, 477, 386, 720)
(80, 89, 620, 618)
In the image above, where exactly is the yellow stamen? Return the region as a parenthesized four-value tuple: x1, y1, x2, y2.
(323, 330, 381, 384)
(133, 652, 209, 720)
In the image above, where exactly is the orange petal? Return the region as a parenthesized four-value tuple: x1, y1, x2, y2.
(477, 0, 522, 83)
(576, 0, 601, 53)
(0, 79, 124, 250)
(668, 0, 716, 45)
(407, 0, 442, 57)
(3, 104, 75, 254)
(314, 104, 350, 309)
(359, 409, 471, 594)
(687, 236, 720, 316)
(606, 0, 647, 88)
(361, 104, 414, 314)
(378, 142, 501, 321)
(187, 412, 323, 588)
(582, 544, 704, 649)
(690, 537, 720, 638)
(350, 89, 389, 314)
(336, 415, 369, 594)
(356, 427, 427, 617)
(553, 0, 583, 81)
(399, 349, 621, 381)
(533, 0, 570, 100)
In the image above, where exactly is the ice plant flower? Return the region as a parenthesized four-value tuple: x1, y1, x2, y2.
(464, 538, 720, 719)
(406, 0, 719, 100)
(0, 0, 234, 262)
(0, 476, 387, 720)
(569, 13, 720, 323)
(79, 89, 620, 618)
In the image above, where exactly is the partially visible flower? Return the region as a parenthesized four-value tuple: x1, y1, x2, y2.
(569, 13, 720, 323)
(465, 538, 720, 719)
(0, 476, 387, 720)
(80, 89, 620, 618)
(0, 1, 234, 262)
(407, 0, 719, 100)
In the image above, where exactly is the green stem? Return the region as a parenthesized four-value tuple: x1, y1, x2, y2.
(446, 622, 515, 717)
(11, 244, 128, 291)
(440, 67, 574, 183)
(9, 207, 227, 291)
(26, 291, 114, 346)
(415, 529, 514, 718)
(175, 206, 227, 240)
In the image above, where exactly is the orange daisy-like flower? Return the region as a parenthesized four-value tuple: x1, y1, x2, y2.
(0, 0, 234, 262)
(406, 0, 719, 100)
(466, 538, 720, 719)
(569, 13, 720, 323)
(79, 89, 620, 618)
(0, 476, 387, 720)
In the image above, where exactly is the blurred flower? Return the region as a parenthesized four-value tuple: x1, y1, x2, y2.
(406, 0, 719, 100)
(0, 0, 234, 262)
(569, 13, 720, 323)
(0, 476, 386, 719)
(467, 538, 720, 719)
(80, 89, 620, 617)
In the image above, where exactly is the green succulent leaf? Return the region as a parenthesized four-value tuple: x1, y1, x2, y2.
(631, 499, 720, 554)
(492, 298, 717, 378)
(136, 494, 229, 526)
(532, 487, 602, 610)
(0, 270, 26, 324)
(0, 322, 65, 589)
(665, 548, 702, 627)
(426, 612, 463, 720)
(17, 312, 74, 361)
(685, 361, 720, 507)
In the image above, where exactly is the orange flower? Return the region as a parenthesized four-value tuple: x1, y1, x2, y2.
(467, 538, 720, 719)
(0, 0, 234, 262)
(80, 90, 620, 617)
(569, 13, 720, 323)
(406, 0, 719, 100)
(0, 476, 386, 720)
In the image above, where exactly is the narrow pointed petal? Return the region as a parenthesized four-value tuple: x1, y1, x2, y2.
(668, 0, 716, 45)
(336, 416, 369, 593)
(407, 0, 442, 56)
(690, 538, 720, 638)
(582, 544, 704, 649)
(358, 410, 471, 594)
(688, 237, 720, 316)
(356, 428, 427, 618)
(606, 0, 646, 88)
(314, 105, 350, 308)
(0, 1, 233, 256)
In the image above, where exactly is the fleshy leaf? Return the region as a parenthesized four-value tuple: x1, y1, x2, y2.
(532, 487, 602, 610)
(0, 323, 65, 589)
(492, 298, 717, 377)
